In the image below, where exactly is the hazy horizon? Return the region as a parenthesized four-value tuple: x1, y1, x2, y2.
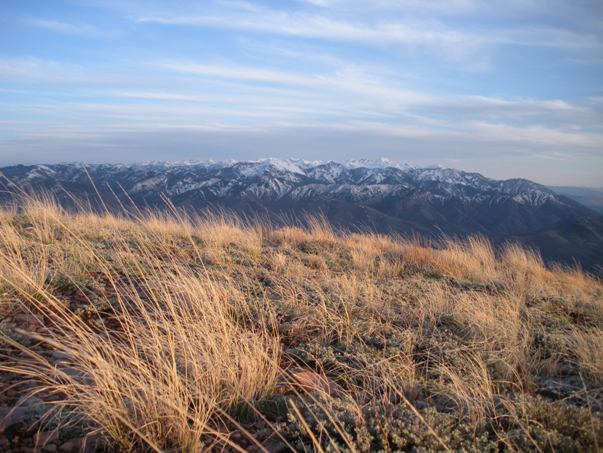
(1, 0, 602, 186)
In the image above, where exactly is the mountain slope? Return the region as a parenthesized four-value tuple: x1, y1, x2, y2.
(1, 159, 602, 271)
(0, 201, 602, 451)
(550, 186, 603, 214)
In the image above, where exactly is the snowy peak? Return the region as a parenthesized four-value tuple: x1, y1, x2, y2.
(2, 158, 560, 208)
(237, 158, 307, 177)
(345, 158, 412, 171)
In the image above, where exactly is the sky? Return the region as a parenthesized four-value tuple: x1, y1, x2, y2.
(0, 0, 602, 186)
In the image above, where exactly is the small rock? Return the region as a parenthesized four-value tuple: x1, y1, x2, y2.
(35, 430, 59, 447)
(262, 438, 288, 453)
(290, 369, 340, 396)
(22, 397, 43, 410)
(0, 407, 28, 432)
(46, 351, 71, 362)
(538, 377, 580, 399)
(415, 401, 427, 410)
(12, 314, 40, 330)
(59, 435, 108, 453)
(58, 438, 80, 453)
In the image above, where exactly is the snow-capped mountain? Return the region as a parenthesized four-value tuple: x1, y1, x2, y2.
(2, 158, 557, 204)
(1, 159, 602, 271)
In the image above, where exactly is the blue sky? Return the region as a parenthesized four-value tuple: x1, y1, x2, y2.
(0, 0, 602, 185)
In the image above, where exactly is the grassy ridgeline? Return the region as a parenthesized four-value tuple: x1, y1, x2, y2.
(0, 199, 602, 452)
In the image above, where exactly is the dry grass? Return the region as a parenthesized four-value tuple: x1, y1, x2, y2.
(0, 198, 602, 451)
(0, 204, 279, 451)
(569, 328, 603, 387)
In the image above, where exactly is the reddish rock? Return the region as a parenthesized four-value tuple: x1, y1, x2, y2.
(290, 369, 340, 396)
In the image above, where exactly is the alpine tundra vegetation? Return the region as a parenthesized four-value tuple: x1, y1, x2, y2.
(0, 197, 601, 452)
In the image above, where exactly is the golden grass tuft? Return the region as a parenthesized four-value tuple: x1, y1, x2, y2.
(0, 210, 279, 451)
(569, 328, 603, 387)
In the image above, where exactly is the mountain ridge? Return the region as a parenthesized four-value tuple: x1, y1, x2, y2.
(1, 159, 602, 272)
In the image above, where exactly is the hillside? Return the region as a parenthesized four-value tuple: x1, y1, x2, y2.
(0, 200, 602, 452)
(551, 186, 603, 215)
(2, 160, 603, 272)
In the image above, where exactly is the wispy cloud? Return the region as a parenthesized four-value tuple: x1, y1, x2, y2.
(300, 0, 603, 22)
(28, 18, 118, 38)
(0, 58, 87, 82)
(469, 122, 603, 150)
(2, 56, 599, 133)
(157, 60, 601, 122)
(137, 2, 602, 61)
(0, 58, 135, 86)
(138, 11, 483, 61)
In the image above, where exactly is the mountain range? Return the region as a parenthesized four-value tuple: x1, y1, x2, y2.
(1, 158, 602, 273)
